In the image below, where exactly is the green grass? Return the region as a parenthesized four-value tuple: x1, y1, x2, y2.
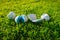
(0, 0, 60, 40)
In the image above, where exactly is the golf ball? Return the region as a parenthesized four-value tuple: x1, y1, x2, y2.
(41, 14, 50, 21)
(7, 12, 16, 19)
(21, 15, 28, 22)
(15, 16, 21, 23)
(28, 14, 36, 20)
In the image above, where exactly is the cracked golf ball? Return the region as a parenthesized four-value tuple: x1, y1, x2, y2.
(7, 12, 16, 19)
(41, 13, 50, 21)
(15, 16, 21, 23)
(21, 15, 28, 22)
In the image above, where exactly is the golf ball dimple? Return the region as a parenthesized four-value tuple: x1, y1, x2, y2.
(41, 14, 50, 21)
(15, 16, 21, 23)
(21, 15, 28, 22)
(7, 12, 16, 19)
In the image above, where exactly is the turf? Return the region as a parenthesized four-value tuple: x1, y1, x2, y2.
(0, 0, 60, 40)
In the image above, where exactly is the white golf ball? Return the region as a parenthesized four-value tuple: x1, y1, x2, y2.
(7, 12, 16, 19)
(41, 14, 50, 21)
(28, 14, 36, 20)
(21, 15, 28, 22)
(15, 16, 21, 23)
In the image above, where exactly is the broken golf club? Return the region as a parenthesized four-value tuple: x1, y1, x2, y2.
(28, 13, 50, 22)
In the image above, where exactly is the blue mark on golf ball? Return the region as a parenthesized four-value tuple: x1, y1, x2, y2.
(15, 16, 21, 23)
(20, 15, 25, 23)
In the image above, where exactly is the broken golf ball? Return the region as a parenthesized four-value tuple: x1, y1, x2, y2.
(28, 13, 50, 22)
(41, 13, 50, 21)
(21, 15, 28, 22)
(7, 12, 16, 19)
(15, 16, 21, 23)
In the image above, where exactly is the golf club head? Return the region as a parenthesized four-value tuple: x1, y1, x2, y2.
(41, 13, 50, 21)
(28, 14, 36, 21)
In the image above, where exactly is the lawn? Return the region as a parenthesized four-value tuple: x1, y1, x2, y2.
(0, 0, 60, 40)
